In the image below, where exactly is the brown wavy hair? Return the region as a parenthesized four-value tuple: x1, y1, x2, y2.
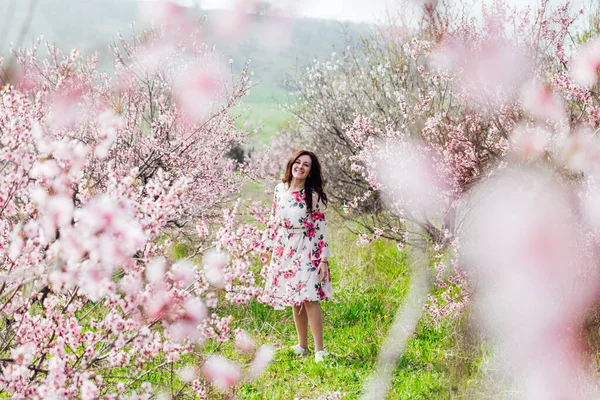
(283, 150, 327, 212)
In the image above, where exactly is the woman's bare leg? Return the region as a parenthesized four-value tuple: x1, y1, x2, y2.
(305, 301, 324, 351)
(292, 304, 308, 349)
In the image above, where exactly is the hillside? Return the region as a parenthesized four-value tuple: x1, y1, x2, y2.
(0, 0, 370, 101)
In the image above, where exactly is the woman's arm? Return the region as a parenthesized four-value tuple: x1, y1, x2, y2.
(311, 194, 332, 280)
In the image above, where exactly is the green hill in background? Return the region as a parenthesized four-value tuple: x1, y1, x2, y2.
(204, 10, 369, 102)
(0, 0, 370, 103)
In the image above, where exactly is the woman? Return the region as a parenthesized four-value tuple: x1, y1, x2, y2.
(260, 150, 333, 363)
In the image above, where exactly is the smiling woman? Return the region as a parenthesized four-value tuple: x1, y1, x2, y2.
(259, 150, 333, 363)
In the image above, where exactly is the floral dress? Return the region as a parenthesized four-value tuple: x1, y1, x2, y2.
(259, 183, 333, 309)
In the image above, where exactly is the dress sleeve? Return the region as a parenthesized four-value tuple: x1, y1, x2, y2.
(310, 194, 333, 260)
(261, 184, 280, 253)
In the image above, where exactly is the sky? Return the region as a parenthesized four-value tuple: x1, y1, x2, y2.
(170, 0, 589, 24)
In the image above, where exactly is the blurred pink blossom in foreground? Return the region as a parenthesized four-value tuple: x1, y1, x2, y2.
(521, 82, 566, 123)
(571, 37, 600, 87)
(203, 355, 241, 391)
(346, 2, 600, 395)
(431, 37, 531, 108)
(209, 0, 255, 40)
(345, 115, 449, 224)
(460, 165, 600, 398)
(139, 0, 195, 40)
(175, 60, 224, 123)
(510, 124, 552, 160)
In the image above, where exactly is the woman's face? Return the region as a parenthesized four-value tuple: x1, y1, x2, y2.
(292, 154, 312, 181)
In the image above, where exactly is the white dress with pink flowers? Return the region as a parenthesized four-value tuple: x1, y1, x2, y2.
(260, 183, 333, 309)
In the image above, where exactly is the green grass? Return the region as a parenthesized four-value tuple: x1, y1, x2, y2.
(210, 213, 482, 399)
(98, 188, 482, 398)
(234, 85, 294, 151)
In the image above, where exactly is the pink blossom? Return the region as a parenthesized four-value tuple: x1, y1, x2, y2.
(177, 365, 198, 383)
(248, 344, 275, 379)
(139, 0, 194, 39)
(558, 128, 600, 173)
(521, 82, 566, 122)
(431, 37, 531, 107)
(170, 260, 196, 286)
(169, 297, 207, 341)
(511, 124, 551, 159)
(119, 273, 142, 296)
(234, 330, 255, 354)
(570, 37, 600, 87)
(175, 61, 223, 123)
(80, 380, 99, 400)
(203, 250, 228, 289)
(0, 31, 259, 392)
(376, 137, 447, 222)
(128, 41, 175, 77)
(208, 0, 254, 39)
(460, 166, 599, 398)
(202, 355, 241, 391)
(145, 288, 170, 319)
(196, 222, 209, 238)
(30, 159, 61, 179)
(48, 79, 87, 128)
(41, 195, 74, 242)
(146, 257, 166, 283)
(94, 110, 122, 159)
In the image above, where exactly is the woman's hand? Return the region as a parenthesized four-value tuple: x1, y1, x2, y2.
(318, 261, 329, 282)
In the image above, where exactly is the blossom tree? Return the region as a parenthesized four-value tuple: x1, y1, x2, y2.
(344, 1, 600, 398)
(0, 7, 274, 398)
(285, 0, 600, 316)
(283, 0, 600, 397)
(291, 0, 597, 245)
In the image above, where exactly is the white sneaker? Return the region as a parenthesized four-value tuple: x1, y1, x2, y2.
(314, 349, 328, 363)
(292, 344, 307, 355)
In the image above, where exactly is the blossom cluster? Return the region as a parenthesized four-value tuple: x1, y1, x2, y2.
(0, 7, 274, 398)
(340, 0, 600, 397)
(291, 0, 600, 322)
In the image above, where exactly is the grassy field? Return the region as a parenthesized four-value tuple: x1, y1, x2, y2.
(154, 112, 485, 398)
(234, 85, 294, 151)
(207, 211, 482, 399)
(209, 100, 482, 399)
